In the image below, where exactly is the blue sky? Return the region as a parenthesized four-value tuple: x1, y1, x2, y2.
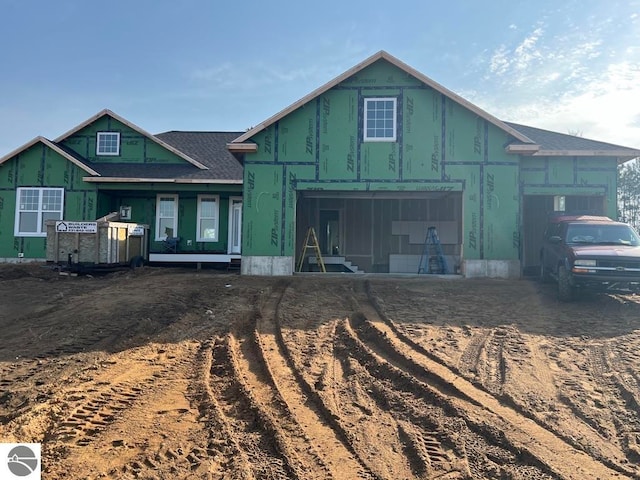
(1, 0, 639, 154)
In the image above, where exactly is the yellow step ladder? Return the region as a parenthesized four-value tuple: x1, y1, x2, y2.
(297, 227, 326, 272)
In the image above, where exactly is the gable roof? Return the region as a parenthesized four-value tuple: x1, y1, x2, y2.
(229, 50, 535, 147)
(0, 115, 244, 184)
(54, 109, 209, 170)
(505, 122, 640, 161)
(0, 136, 100, 175)
(82, 131, 245, 183)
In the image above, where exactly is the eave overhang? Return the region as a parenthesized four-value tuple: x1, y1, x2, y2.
(0, 136, 100, 176)
(505, 144, 541, 155)
(533, 149, 640, 158)
(82, 176, 242, 184)
(227, 142, 258, 153)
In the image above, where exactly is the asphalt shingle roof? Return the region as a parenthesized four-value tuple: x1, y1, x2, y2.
(155, 131, 245, 181)
(504, 122, 639, 153)
(56, 131, 245, 181)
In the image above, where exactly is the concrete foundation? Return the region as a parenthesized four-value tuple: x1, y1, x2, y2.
(462, 260, 521, 279)
(241, 256, 294, 276)
(0, 258, 45, 264)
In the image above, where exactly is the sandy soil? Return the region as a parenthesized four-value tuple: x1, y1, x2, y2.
(1, 264, 640, 479)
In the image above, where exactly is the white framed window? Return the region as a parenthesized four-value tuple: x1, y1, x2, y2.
(364, 97, 397, 142)
(155, 194, 178, 240)
(197, 195, 219, 242)
(96, 132, 120, 156)
(14, 187, 64, 236)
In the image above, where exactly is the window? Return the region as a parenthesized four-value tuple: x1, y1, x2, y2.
(15, 187, 64, 236)
(197, 195, 219, 242)
(155, 194, 178, 240)
(364, 97, 397, 142)
(96, 132, 120, 156)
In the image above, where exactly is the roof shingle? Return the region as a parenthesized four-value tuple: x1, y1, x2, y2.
(505, 122, 640, 154)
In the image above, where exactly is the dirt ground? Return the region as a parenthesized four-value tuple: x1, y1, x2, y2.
(1, 264, 640, 479)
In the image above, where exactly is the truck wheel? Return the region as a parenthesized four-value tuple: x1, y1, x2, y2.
(557, 265, 575, 301)
(540, 258, 552, 283)
(129, 255, 144, 269)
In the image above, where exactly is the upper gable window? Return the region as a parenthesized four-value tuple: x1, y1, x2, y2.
(364, 98, 397, 142)
(96, 132, 120, 156)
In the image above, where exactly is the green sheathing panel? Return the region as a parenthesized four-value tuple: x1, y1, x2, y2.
(244, 164, 284, 255)
(0, 143, 97, 259)
(95, 183, 243, 253)
(320, 90, 358, 180)
(278, 103, 318, 164)
(521, 156, 618, 217)
(339, 61, 423, 88)
(446, 101, 485, 162)
(61, 115, 190, 165)
(240, 58, 547, 263)
(250, 126, 276, 163)
(483, 165, 519, 259)
(403, 88, 441, 180)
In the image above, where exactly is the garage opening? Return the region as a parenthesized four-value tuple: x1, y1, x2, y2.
(296, 191, 462, 274)
(522, 195, 605, 275)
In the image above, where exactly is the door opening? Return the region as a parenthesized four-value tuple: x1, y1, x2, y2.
(228, 197, 242, 254)
(319, 210, 340, 255)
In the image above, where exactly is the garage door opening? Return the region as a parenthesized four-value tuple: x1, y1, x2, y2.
(296, 191, 462, 274)
(522, 195, 605, 275)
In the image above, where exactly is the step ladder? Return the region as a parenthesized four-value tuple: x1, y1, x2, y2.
(418, 226, 448, 274)
(297, 227, 326, 272)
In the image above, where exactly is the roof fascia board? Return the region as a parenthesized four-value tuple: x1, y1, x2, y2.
(505, 144, 541, 154)
(0, 136, 100, 176)
(231, 51, 535, 145)
(54, 109, 209, 170)
(83, 176, 243, 184)
(533, 149, 640, 157)
(227, 142, 258, 152)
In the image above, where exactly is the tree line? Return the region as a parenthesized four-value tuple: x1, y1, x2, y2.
(618, 161, 640, 230)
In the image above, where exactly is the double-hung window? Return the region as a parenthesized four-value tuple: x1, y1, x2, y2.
(15, 187, 64, 236)
(156, 194, 178, 240)
(364, 97, 397, 142)
(96, 132, 120, 156)
(197, 195, 219, 242)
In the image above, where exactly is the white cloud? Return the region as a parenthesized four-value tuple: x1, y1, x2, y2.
(473, 61, 640, 148)
(513, 27, 544, 71)
(489, 45, 510, 75)
(488, 26, 544, 79)
(465, 11, 640, 148)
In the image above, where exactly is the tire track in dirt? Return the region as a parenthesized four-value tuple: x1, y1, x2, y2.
(334, 320, 474, 479)
(205, 333, 295, 479)
(270, 282, 413, 478)
(252, 282, 371, 479)
(197, 336, 254, 479)
(44, 351, 171, 446)
(457, 329, 491, 378)
(231, 327, 332, 478)
(0, 323, 126, 424)
(585, 342, 640, 466)
(349, 279, 630, 480)
(366, 281, 637, 473)
(35, 344, 206, 479)
(94, 343, 221, 480)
